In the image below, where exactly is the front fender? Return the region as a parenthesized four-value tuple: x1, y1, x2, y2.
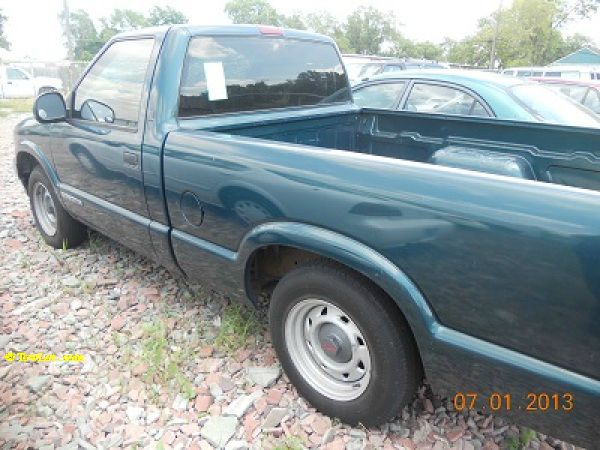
(15, 139, 60, 189)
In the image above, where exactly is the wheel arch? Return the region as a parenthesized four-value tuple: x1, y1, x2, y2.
(238, 222, 436, 356)
(15, 143, 59, 191)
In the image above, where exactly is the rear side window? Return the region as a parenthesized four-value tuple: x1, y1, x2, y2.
(352, 82, 406, 109)
(404, 83, 490, 117)
(179, 36, 350, 117)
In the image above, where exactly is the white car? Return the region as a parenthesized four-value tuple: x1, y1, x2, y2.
(0, 66, 63, 99)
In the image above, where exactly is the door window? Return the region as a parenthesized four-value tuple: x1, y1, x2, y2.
(352, 82, 406, 109)
(73, 39, 154, 128)
(7, 68, 29, 80)
(404, 83, 490, 117)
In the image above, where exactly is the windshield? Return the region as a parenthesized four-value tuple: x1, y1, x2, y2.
(508, 84, 600, 128)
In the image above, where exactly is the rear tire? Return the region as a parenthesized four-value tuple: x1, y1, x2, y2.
(269, 260, 421, 426)
(28, 167, 87, 249)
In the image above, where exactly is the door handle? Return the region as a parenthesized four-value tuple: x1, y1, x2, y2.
(123, 151, 139, 167)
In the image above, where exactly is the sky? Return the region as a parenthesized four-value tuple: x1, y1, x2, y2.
(2, 0, 599, 60)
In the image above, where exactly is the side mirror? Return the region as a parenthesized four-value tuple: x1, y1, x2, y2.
(34, 92, 67, 123)
(80, 99, 115, 124)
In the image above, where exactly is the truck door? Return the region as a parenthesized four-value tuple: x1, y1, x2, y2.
(51, 37, 158, 258)
(4, 67, 35, 98)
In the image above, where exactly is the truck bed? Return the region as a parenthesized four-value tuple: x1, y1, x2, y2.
(205, 108, 600, 191)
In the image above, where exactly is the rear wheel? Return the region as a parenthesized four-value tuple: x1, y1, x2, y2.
(28, 167, 87, 249)
(269, 261, 421, 426)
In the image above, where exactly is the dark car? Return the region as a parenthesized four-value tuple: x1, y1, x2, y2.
(352, 69, 600, 127)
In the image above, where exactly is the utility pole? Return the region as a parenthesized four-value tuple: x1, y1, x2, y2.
(63, 0, 74, 61)
(62, 0, 74, 92)
(489, 0, 503, 70)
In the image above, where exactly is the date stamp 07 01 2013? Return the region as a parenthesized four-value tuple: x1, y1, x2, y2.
(4, 352, 85, 363)
(453, 392, 574, 413)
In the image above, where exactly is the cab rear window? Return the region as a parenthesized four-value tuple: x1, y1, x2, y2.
(179, 36, 350, 117)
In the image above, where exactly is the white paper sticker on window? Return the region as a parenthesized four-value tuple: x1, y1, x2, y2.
(204, 62, 228, 101)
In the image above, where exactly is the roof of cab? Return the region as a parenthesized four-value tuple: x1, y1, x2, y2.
(112, 24, 334, 43)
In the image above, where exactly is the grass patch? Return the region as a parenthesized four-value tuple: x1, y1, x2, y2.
(271, 436, 304, 450)
(0, 98, 34, 117)
(214, 302, 262, 353)
(140, 319, 195, 401)
(505, 427, 537, 450)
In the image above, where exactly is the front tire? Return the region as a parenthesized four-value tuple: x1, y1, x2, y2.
(28, 167, 87, 249)
(269, 261, 421, 426)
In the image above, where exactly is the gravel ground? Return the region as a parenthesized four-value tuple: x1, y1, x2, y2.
(0, 115, 584, 450)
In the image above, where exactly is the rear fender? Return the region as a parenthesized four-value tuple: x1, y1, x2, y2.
(237, 221, 435, 349)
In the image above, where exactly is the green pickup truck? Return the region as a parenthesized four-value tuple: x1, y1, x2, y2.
(14, 25, 600, 446)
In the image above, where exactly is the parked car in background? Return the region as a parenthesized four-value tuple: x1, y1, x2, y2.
(529, 77, 600, 114)
(502, 65, 600, 80)
(0, 65, 63, 98)
(343, 55, 407, 84)
(351, 70, 600, 127)
(343, 54, 446, 84)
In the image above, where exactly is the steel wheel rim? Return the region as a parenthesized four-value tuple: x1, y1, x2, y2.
(32, 182, 57, 236)
(284, 298, 372, 401)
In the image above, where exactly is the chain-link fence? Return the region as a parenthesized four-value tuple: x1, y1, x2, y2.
(8, 60, 89, 94)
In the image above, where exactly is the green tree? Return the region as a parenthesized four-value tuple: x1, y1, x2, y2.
(99, 9, 148, 41)
(0, 9, 10, 50)
(280, 13, 306, 30)
(343, 6, 397, 54)
(389, 35, 443, 60)
(147, 6, 188, 26)
(304, 11, 351, 52)
(59, 8, 103, 60)
(560, 32, 597, 54)
(224, 0, 281, 26)
(59, 6, 188, 61)
(444, 0, 599, 67)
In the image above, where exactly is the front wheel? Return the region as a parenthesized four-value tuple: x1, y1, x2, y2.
(269, 261, 421, 426)
(28, 167, 87, 249)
